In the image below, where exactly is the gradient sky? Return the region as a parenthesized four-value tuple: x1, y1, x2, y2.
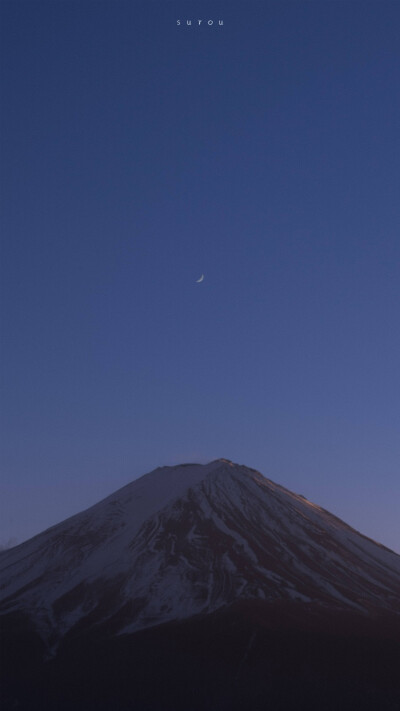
(1, 1, 399, 553)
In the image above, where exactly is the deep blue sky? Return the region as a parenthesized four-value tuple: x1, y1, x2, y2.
(1, 1, 399, 552)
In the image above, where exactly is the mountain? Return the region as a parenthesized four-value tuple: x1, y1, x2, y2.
(1, 459, 400, 711)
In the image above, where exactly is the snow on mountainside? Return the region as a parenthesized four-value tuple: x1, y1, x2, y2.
(1, 459, 399, 648)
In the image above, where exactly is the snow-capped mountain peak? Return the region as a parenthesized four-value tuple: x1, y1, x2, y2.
(1, 460, 399, 648)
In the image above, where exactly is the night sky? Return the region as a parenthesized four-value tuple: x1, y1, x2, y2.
(1, 1, 399, 553)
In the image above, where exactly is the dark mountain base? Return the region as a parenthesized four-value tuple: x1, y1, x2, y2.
(2, 603, 400, 711)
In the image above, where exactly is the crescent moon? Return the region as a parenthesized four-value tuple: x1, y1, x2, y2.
(196, 274, 204, 283)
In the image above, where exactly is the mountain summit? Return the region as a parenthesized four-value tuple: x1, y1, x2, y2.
(1, 460, 400, 711)
(1, 459, 399, 644)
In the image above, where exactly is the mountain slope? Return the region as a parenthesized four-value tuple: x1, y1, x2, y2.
(1, 459, 399, 649)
